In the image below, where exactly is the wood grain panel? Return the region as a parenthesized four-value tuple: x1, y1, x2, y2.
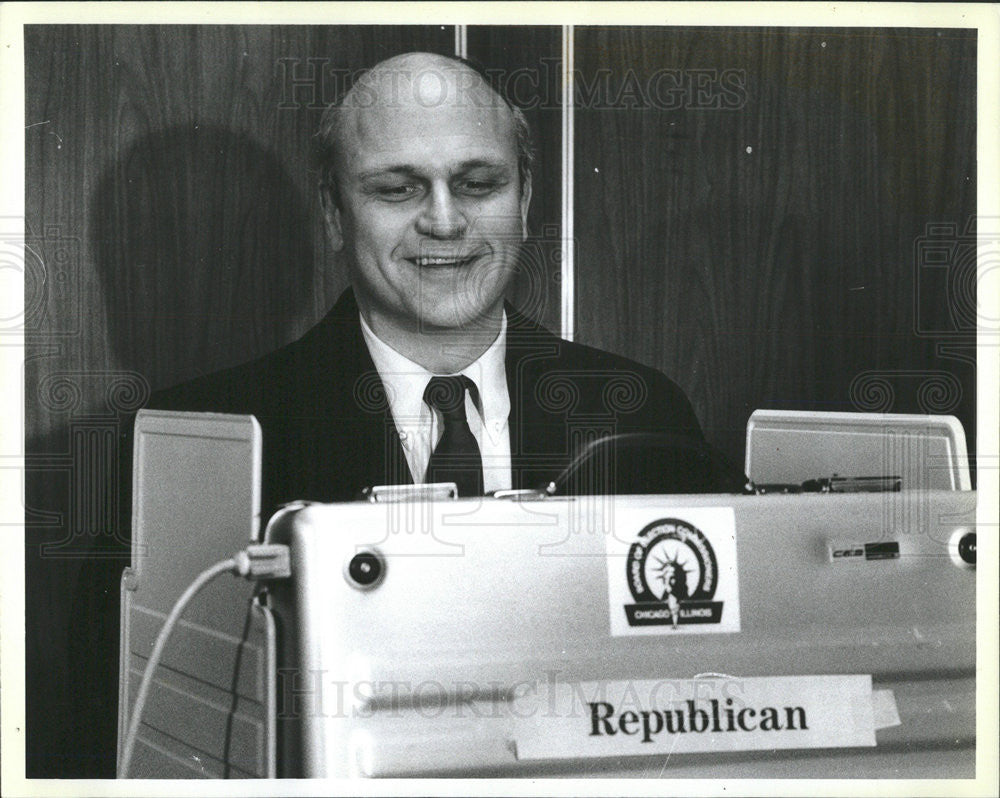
(24, 24, 455, 777)
(573, 27, 976, 469)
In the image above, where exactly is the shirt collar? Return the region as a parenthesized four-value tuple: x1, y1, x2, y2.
(358, 312, 510, 429)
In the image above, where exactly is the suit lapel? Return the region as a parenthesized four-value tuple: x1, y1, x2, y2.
(306, 289, 412, 494)
(504, 305, 571, 490)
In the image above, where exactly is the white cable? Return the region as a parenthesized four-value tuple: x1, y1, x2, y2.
(561, 24, 575, 341)
(117, 557, 238, 778)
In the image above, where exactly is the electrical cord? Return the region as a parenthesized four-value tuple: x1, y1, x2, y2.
(117, 544, 290, 779)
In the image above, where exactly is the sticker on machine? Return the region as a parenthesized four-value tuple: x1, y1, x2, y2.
(607, 509, 740, 636)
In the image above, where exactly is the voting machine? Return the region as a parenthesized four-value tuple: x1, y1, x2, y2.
(119, 409, 978, 779)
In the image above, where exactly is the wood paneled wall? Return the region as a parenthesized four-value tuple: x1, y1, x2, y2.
(574, 27, 977, 468)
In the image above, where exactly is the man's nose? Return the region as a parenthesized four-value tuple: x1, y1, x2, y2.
(415, 185, 467, 239)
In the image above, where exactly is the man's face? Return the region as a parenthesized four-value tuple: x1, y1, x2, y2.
(325, 67, 531, 338)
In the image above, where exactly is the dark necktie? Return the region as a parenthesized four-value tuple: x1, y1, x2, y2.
(423, 375, 484, 496)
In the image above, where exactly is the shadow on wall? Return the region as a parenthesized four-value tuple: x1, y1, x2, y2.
(91, 123, 317, 389)
(24, 126, 318, 779)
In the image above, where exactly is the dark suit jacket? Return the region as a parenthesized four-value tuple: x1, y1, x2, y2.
(142, 288, 717, 513)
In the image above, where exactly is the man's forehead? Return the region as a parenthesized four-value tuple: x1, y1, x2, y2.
(347, 135, 516, 178)
(338, 94, 518, 172)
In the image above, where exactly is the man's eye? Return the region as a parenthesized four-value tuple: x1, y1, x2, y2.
(457, 180, 499, 196)
(375, 185, 419, 201)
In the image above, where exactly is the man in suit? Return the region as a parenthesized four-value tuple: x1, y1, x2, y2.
(145, 51, 727, 513)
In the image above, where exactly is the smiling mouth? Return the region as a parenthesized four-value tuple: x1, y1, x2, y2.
(408, 253, 482, 269)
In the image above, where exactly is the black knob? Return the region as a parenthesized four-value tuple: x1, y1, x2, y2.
(346, 549, 385, 589)
(957, 532, 976, 566)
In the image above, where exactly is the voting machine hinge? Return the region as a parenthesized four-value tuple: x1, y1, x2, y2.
(362, 482, 459, 503)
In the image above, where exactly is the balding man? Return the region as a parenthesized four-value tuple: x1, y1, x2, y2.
(144, 52, 720, 506)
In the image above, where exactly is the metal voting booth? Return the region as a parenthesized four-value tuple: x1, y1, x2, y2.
(119, 409, 976, 778)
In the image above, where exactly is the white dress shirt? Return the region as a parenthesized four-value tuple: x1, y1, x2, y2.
(359, 313, 513, 493)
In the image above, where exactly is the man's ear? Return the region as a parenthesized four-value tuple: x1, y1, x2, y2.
(320, 185, 345, 252)
(519, 173, 533, 240)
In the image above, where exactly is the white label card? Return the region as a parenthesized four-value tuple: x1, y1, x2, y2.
(606, 507, 740, 636)
(512, 675, 879, 761)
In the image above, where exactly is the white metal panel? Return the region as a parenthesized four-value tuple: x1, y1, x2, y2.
(264, 490, 976, 778)
(745, 409, 971, 490)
